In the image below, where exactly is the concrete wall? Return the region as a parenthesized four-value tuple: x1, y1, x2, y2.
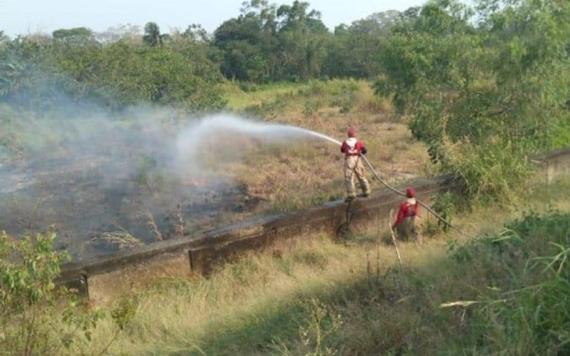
(534, 148, 570, 183)
(58, 176, 450, 299)
(58, 148, 570, 300)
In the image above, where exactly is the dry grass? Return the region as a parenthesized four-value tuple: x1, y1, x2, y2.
(70, 177, 570, 355)
(220, 80, 431, 212)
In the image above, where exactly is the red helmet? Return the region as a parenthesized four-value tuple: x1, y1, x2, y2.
(406, 187, 416, 198)
(347, 127, 356, 137)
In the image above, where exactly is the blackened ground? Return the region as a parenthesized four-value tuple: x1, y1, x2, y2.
(0, 155, 263, 260)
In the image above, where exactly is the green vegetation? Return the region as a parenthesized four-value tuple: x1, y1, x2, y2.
(1, 0, 569, 354)
(1, 0, 566, 199)
(376, 0, 570, 200)
(0, 232, 101, 354)
(0, 23, 225, 112)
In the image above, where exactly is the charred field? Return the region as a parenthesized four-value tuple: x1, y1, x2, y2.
(0, 115, 267, 260)
(0, 80, 430, 261)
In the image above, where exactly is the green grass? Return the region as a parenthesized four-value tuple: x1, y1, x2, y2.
(220, 79, 386, 115)
(220, 82, 309, 111)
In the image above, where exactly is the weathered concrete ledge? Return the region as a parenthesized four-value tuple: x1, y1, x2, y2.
(533, 148, 570, 183)
(58, 147, 570, 300)
(58, 175, 450, 300)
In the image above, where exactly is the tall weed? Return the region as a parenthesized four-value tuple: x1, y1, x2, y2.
(442, 140, 532, 201)
(445, 212, 570, 354)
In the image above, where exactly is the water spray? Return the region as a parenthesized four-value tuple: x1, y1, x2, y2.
(272, 124, 474, 239)
(175, 115, 470, 238)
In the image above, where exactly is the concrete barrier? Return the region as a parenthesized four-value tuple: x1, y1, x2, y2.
(57, 176, 450, 300)
(533, 148, 570, 183)
(58, 148, 570, 300)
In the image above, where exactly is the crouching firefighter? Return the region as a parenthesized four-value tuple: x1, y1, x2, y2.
(392, 187, 423, 243)
(341, 127, 371, 202)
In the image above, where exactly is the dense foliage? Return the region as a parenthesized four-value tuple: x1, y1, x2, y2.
(376, 0, 570, 199)
(0, 24, 225, 112)
(0, 0, 402, 106)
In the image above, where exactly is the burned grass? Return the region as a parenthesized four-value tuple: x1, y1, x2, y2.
(0, 80, 430, 260)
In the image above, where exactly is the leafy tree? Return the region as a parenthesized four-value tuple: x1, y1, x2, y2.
(0, 31, 8, 43)
(274, 1, 329, 80)
(182, 24, 210, 42)
(143, 22, 170, 47)
(213, 0, 329, 81)
(214, 0, 277, 81)
(52, 27, 93, 41)
(376, 0, 570, 199)
(324, 11, 399, 78)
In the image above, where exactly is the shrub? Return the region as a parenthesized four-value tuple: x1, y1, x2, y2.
(376, 0, 570, 203)
(0, 231, 102, 354)
(442, 141, 532, 201)
(445, 212, 570, 354)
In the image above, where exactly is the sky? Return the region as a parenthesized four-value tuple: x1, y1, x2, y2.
(0, 0, 426, 37)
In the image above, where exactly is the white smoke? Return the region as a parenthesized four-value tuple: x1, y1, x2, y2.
(175, 114, 340, 176)
(0, 106, 341, 259)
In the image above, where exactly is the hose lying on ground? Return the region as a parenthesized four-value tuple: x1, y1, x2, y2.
(360, 154, 476, 239)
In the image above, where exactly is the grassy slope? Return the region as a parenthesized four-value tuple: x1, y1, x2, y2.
(75, 178, 570, 355)
(1, 79, 430, 220)
(218, 80, 430, 213)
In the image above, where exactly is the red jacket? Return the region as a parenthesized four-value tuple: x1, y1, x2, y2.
(341, 138, 367, 157)
(393, 199, 419, 228)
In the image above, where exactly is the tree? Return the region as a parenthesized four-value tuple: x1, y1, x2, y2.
(52, 27, 93, 40)
(182, 24, 210, 42)
(0, 232, 102, 354)
(0, 31, 8, 43)
(214, 0, 277, 81)
(213, 0, 331, 81)
(274, 1, 329, 80)
(376, 0, 570, 199)
(143, 22, 169, 46)
(323, 10, 399, 78)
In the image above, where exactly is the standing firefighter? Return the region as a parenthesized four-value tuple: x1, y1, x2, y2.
(341, 127, 371, 202)
(392, 187, 422, 243)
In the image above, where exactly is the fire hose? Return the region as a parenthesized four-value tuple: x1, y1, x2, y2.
(359, 153, 476, 239)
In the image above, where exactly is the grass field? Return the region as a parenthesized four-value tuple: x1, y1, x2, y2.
(68, 177, 570, 355)
(1, 80, 430, 217)
(0, 80, 431, 257)
(219, 80, 430, 212)
(4, 80, 568, 355)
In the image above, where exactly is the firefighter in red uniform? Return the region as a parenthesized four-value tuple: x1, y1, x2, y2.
(392, 187, 422, 243)
(341, 127, 371, 202)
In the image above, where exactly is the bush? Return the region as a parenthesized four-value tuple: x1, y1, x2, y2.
(303, 100, 322, 117)
(376, 0, 570, 203)
(424, 191, 456, 235)
(1, 37, 227, 112)
(445, 212, 570, 354)
(0, 231, 102, 354)
(442, 141, 532, 201)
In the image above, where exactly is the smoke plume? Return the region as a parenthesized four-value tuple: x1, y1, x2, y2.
(0, 100, 339, 259)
